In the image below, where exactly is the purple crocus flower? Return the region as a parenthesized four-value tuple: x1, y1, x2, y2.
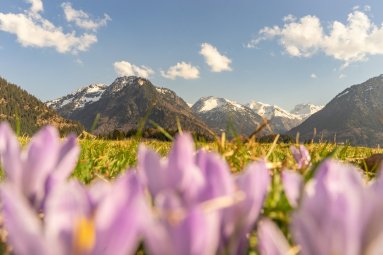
(1, 171, 148, 255)
(221, 160, 270, 254)
(139, 134, 229, 254)
(145, 191, 220, 255)
(259, 159, 383, 255)
(282, 170, 303, 207)
(0, 122, 80, 210)
(138, 134, 271, 255)
(138, 134, 205, 207)
(258, 219, 291, 255)
(290, 145, 311, 169)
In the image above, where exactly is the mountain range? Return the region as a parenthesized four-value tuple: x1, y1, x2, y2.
(191, 97, 263, 137)
(289, 74, 383, 147)
(47, 77, 322, 138)
(47, 76, 213, 138)
(191, 97, 322, 136)
(6, 72, 383, 147)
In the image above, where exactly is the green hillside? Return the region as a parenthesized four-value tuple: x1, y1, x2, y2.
(0, 77, 83, 135)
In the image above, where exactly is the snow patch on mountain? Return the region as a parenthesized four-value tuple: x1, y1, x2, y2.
(198, 97, 224, 112)
(192, 96, 263, 137)
(108, 76, 137, 93)
(196, 97, 247, 113)
(156, 87, 172, 95)
(247, 101, 300, 120)
(290, 104, 323, 119)
(47, 83, 107, 111)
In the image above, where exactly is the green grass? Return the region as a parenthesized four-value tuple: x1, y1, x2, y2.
(73, 137, 383, 183)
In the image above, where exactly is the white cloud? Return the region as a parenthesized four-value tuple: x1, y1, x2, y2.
(339, 74, 347, 79)
(0, 12, 97, 53)
(0, 1, 104, 54)
(248, 10, 383, 67)
(200, 43, 232, 72)
(25, 0, 43, 14)
(310, 73, 317, 79)
(161, 62, 199, 80)
(114, 61, 154, 78)
(62, 2, 111, 31)
(283, 14, 296, 23)
(248, 15, 323, 57)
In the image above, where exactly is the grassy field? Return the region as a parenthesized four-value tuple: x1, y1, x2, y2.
(69, 136, 383, 253)
(73, 136, 383, 183)
(7, 135, 383, 254)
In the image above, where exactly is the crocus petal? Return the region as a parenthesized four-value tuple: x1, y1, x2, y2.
(282, 170, 303, 207)
(167, 134, 195, 178)
(147, 190, 220, 255)
(172, 208, 220, 255)
(87, 179, 112, 210)
(236, 160, 271, 228)
(22, 126, 62, 208)
(0, 124, 80, 210)
(145, 191, 182, 255)
(290, 145, 311, 169)
(196, 150, 235, 202)
(223, 160, 271, 254)
(359, 195, 383, 255)
(0, 122, 22, 185)
(47, 134, 80, 187)
(138, 145, 169, 196)
(44, 181, 92, 255)
(144, 221, 173, 255)
(93, 171, 150, 255)
(258, 219, 291, 255)
(167, 134, 205, 204)
(292, 159, 365, 255)
(0, 184, 49, 255)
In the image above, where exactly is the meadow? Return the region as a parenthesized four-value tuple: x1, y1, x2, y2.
(73, 136, 383, 254)
(73, 136, 382, 183)
(3, 130, 383, 254)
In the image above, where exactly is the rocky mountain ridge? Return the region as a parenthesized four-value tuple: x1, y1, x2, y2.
(48, 77, 322, 137)
(48, 76, 214, 138)
(289, 74, 383, 146)
(191, 96, 264, 137)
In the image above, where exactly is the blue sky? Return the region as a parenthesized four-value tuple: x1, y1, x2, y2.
(1, 0, 383, 110)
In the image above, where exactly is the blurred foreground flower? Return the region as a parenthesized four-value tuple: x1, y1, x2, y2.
(0, 123, 287, 254)
(259, 159, 383, 255)
(138, 134, 270, 254)
(282, 170, 303, 208)
(1, 172, 148, 255)
(0, 123, 80, 210)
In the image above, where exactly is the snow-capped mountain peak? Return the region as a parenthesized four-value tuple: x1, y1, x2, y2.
(107, 76, 141, 93)
(191, 96, 263, 137)
(290, 104, 323, 119)
(197, 97, 225, 112)
(47, 83, 107, 111)
(195, 96, 247, 113)
(247, 101, 299, 120)
(47, 76, 150, 113)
